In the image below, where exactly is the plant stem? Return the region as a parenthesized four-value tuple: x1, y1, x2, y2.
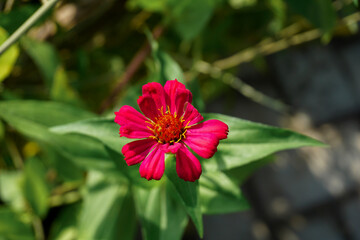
(32, 215, 45, 240)
(0, 0, 59, 55)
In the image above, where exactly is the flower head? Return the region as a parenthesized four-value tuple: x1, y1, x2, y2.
(114, 80, 228, 181)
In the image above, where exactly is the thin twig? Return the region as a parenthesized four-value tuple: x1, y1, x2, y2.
(0, 0, 59, 55)
(98, 25, 164, 114)
(194, 61, 290, 113)
(213, 12, 360, 71)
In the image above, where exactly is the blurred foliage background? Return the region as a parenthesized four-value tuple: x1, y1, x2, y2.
(0, 0, 358, 239)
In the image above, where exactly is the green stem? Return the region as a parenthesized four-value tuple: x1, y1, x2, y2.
(0, 0, 59, 55)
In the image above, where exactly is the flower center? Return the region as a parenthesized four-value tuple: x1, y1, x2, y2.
(151, 113, 184, 144)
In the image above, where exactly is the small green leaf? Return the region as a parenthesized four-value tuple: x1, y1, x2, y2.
(48, 203, 80, 240)
(21, 37, 60, 87)
(133, 185, 188, 240)
(146, 32, 185, 84)
(78, 171, 135, 240)
(0, 171, 25, 211)
(0, 27, 19, 82)
(203, 113, 326, 171)
(284, 0, 336, 35)
(0, 5, 37, 34)
(169, 0, 216, 40)
(199, 171, 250, 214)
(127, 0, 167, 11)
(21, 38, 82, 104)
(354, 0, 359, 7)
(0, 207, 34, 240)
(165, 154, 203, 237)
(51, 66, 82, 105)
(23, 157, 50, 218)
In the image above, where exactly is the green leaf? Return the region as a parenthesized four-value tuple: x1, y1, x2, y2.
(0, 171, 25, 211)
(0, 27, 19, 82)
(169, 0, 216, 40)
(48, 203, 80, 240)
(21, 37, 60, 87)
(229, 0, 257, 9)
(23, 157, 50, 218)
(21, 38, 82, 104)
(199, 171, 249, 214)
(284, 0, 336, 34)
(225, 155, 274, 185)
(127, 0, 167, 12)
(354, 0, 359, 7)
(165, 155, 203, 237)
(146, 31, 185, 84)
(78, 171, 136, 240)
(50, 117, 128, 154)
(0, 101, 121, 175)
(133, 185, 188, 240)
(267, 0, 286, 33)
(0, 100, 95, 127)
(0, 5, 37, 34)
(202, 113, 326, 171)
(0, 207, 34, 240)
(50, 66, 82, 105)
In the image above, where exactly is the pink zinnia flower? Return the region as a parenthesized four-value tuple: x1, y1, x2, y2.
(114, 80, 228, 182)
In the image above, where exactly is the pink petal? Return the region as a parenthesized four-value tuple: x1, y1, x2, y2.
(160, 142, 181, 154)
(142, 82, 167, 115)
(176, 144, 202, 182)
(187, 119, 228, 140)
(182, 103, 204, 127)
(139, 144, 165, 180)
(183, 133, 219, 159)
(137, 95, 160, 121)
(114, 106, 153, 139)
(164, 79, 192, 116)
(122, 139, 157, 166)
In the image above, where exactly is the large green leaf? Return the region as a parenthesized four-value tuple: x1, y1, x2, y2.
(133, 185, 188, 240)
(23, 157, 50, 218)
(78, 171, 136, 240)
(225, 155, 274, 185)
(50, 117, 128, 154)
(0, 101, 121, 175)
(165, 155, 203, 237)
(0, 207, 34, 240)
(199, 171, 249, 214)
(202, 113, 325, 171)
(0, 100, 95, 127)
(0, 27, 19, 82)
(284, 0, 336, 34)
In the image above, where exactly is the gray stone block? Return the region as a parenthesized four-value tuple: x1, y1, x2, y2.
(270, 44, 358, 123)
(252, 116, 360, 219)
(203, 211, 271, 240)
(341, 198, 360, 240)
(278, 216, 344, 240)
